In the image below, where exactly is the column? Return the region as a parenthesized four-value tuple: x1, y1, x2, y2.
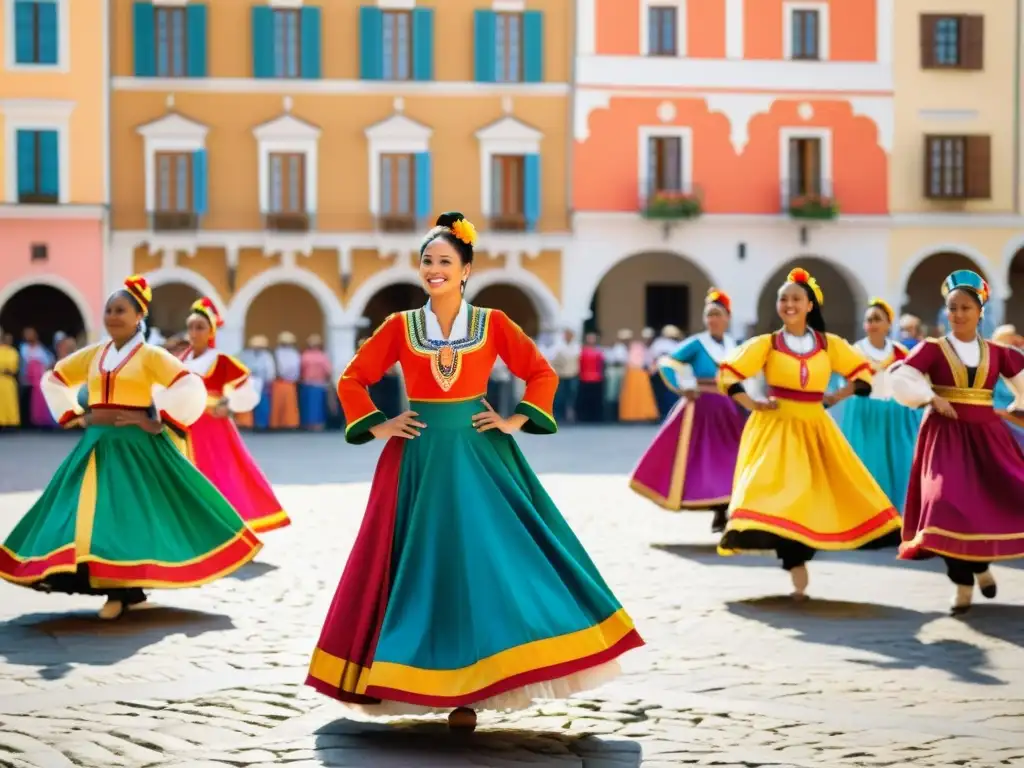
(328, 323, 361, 377)
(217, 327, 244, 355)
(875, 0, 893, 63)
(725, 0, 744, 59)
(576, 0, 596, 55)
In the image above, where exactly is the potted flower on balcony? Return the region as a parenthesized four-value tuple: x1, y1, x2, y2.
(789, 194, 838, 220)
(643, 190, 703, 220)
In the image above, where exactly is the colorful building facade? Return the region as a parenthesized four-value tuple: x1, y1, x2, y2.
(107, 0, 573, 363)
(0, 0, 108, 344)
(569, 0, 896, 341)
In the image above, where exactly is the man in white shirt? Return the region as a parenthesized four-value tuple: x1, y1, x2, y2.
(548, 328, 581, 424)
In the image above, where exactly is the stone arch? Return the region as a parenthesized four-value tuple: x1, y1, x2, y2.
(586, 252, 716, 343)
(0, 274, 95, 343)
(755, 257, 867, 341)
(465, 268, 560, 336)
(225, 266, 344, 330)
(901, 248, 989, 334)
(144, 266, 227, 329)
(1005, 244, 1024, 331)
(342, 266, 422, 326)
(245, 283, 327, 348)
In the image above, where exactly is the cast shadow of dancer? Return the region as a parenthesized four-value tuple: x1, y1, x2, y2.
(227, 560, 280, 581)
(0, 607, 234, 681)
(958, 603, 1024, 650)
(313, 717, 643, 767)
(726, 597, 1001, 686)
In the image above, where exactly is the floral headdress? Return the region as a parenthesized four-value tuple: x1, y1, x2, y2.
(941, 269, 989, 306)
(867, 297, 894, 323)
(448, 218, 478, 247)
(123, 275, 153, 317)
(705, 287, 732, 314)
(786, 268, 824, 306)
(190, 297, 224, 336)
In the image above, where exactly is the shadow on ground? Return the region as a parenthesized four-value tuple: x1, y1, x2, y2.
(0, 606, 234, 680)
(727, 597, 1001, 685)
(314, 717, 642, 767)
(227, 560, 280, 581)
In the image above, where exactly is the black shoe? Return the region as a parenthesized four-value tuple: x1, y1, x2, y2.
(711, 509, 728, 533)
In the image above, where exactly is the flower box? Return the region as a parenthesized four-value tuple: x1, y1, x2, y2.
(789, 195, 838, 220)
(642, 191, 703, 220)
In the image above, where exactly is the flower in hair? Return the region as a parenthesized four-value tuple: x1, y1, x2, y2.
(450, 218, 478, 247)
(786, 268, 824, 306)
(191, 297, 224, 328)
(705, 288, 732, 313)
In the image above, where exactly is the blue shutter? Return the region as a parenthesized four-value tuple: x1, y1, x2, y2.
(359, 6, 383, 80)
(39, 130, 59, 197)
(473, 10, 496, 82)
(13, 1, 33, 63)
(414, 152, 432, 223)
(16, 131, 36, 197)
(300, 6, 322, 78)
(186, 3, 207, 76)
(523, 10, 544, 83)
(252, 6, 274, 77)
(36, 1, 58, 64)
(411, 7, 434, 81)
(133, 2, 155, 76)
(193, 150, 208, 214)
(523, 153, 540, 231)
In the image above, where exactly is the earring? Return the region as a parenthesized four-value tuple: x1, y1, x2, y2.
(460, 280, 467, 294)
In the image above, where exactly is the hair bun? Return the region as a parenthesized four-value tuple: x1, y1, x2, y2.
(435, 211, 465, 229)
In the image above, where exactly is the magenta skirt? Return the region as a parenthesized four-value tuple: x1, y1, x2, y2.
(900, 408, 1024, 561)
(629, 390, 746, 510)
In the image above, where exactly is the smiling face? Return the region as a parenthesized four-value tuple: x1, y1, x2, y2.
(863, 305, 890, 340)
(187, 313, 213, 350)
(419, 237, 470, 299)
(945, 288, 982, 337)
(776, 283, 812, 327)
(104, 293, 143, 344)
(703, 304, 729, 337)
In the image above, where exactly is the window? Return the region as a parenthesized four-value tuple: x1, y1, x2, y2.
(647, 6, 677, 56)
(13, 0, 58, 65)
(925, 135, 990, 200)
(155, 7, 186, 77)
(269, 152, 306, 213)
(787, 137, 822, 198)
(15, 129, 59, 204)
(790, 9, 819, 60)
(491, 155, 525, 229)
(920, 14, 983, 70)
(496, 13, 522, 81)
(382, 10, 411, 80)
(379, 154, 416, 229)
(155, 152, 193, 212)
(647, 136, 683, 194)
(273, 9, 301, 78)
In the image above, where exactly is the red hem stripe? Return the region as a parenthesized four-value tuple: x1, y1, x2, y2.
(731, 508, 899, 543)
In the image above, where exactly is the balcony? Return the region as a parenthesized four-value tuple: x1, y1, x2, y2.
(639, 183, 703, 220)
(151, 211, 199, 232)
(781, 179, 838, 220)
(375, 214, 418, 234)
(264, 212, 312, 233)
(18, 192, 58, 205)
(490, 214, 527, 232)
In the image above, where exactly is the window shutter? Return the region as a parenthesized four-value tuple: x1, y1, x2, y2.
(39, 130, 59, 197)
(36, 1, 58, 64)
(133, 2, 156, 76)
(251, 6, 274, 78)
(299, 6, 322, 78)
(922, 135, 935, 198)
(961, 15, 984, 70)
(919, 14, 937, 68)
(474, 10, 496, 82)
(523, 153, 540, 231)
(965, 135, 991, 199)
(16, 131, 36, 196)
(193, 150, 208, 214)
(412, 8, 434, 81)
(523, 11, 544, 82)
(13, 1, 33, 63)
(359, 6, 383, 79)
(414, 152, 432, 222)
(186, 3, 208, 77)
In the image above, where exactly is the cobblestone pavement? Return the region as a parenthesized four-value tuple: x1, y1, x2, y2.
(2, 429, 1024, 767)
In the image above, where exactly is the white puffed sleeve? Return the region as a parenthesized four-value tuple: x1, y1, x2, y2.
(1005, 371, 1024, 411)
(889, 363, 934, 408)
(225, 376, 261, 413)
(41, 372, 84, 425)
(152, 373, 207, 429)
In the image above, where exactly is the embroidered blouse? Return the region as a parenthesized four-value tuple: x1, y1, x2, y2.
(659, 332, 737, 393)
(338, 301, 558, 444)
(41, 332, 207, 431)
(181, 347, 260, 413)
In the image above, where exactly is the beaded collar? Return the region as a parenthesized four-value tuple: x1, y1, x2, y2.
(403, 305, 491, 391)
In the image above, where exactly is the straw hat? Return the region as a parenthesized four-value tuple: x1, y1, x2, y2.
(617, 328, 633, 341)
(249, 335, 269, 349)
(661, 324, 683, 340)
(277, 331, 297, 345)
(640, 327, 655, 340)
(992, 324, 1019, 345)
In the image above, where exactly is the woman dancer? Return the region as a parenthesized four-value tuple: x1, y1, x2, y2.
(833, 299, 922, 510)
(991, 325, 1024, 449)
(179, 298, 291, 534)
(306, 212, 643, 729)
(618, 333, 659, 422)
(890, 270, 1024, 614)
(0, 276, 261, 619)
(629, 289, 746, 533)
(0, 331, 19, 429)
(716, 268, 901, 598)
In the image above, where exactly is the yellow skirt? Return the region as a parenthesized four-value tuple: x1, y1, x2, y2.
(270, 380, 300, 429)
(618, 368, 659, 422)
(720, 399, 901, 553)
(0, 374, 19, 427)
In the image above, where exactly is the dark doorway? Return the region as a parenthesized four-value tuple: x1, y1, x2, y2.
(0, 285, 85, 346)
(362, 283, 423, 335)
(645, 283, 690, 334)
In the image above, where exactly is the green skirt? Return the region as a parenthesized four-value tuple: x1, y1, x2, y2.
(0, 425, 261, 591)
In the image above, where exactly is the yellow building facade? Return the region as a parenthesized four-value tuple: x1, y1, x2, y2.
(0, 0, 108, 345)
(107, 0, 573, 362)
(890, 0, 1024, 331)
